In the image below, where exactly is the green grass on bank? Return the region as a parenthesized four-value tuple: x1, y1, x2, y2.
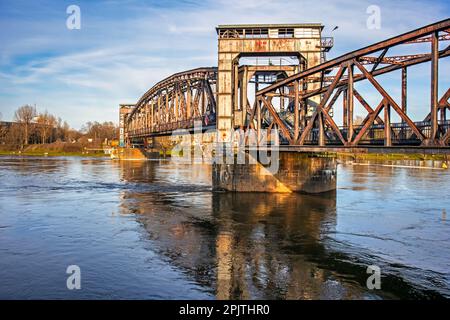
(0, 150, 108, 158)
(1, 148, 448, 162)
(336, 152, 449, 161)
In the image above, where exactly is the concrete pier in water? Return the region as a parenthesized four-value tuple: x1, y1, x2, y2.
(114, 144, 337, 194)
(212, 152, 336, 193)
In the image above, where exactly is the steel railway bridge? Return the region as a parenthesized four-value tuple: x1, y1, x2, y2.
(122, 19, 450, 150)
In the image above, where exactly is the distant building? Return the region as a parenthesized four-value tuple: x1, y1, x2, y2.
(119, 104, 134, 147)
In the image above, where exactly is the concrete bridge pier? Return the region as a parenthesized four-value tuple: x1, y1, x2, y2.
(212, 152, 337, 194)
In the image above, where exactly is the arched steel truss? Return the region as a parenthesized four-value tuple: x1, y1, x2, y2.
(126, 67, 217, 140)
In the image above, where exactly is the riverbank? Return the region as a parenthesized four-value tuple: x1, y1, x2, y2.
(0, 141, 109, 158)
(2, 147, 450, 164)
(336, 152, 449, 169)
(0, 150, 108, 157)
(336, 152, 449, 161)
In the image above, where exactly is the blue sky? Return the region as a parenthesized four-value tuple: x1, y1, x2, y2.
(0, 0, 449, 129)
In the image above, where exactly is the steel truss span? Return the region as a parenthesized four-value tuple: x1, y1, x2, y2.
(127, 67, 217, 140)
(126, 19, 450, 148)
(253, 19, 450, 146)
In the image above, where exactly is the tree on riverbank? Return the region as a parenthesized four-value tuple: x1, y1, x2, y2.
(0, 123, 24, 147)
(36, 111, 57, 144)
(1, 105, 119, 151)
(14, 105, 36, 146)
(2, 106, 77, 148)
(81, 121, 118, 142)
(0, 113, 9, 144)
(1, 106, 63, 149)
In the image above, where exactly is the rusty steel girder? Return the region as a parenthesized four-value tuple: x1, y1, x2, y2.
(126, 67, 217, 140)
(253, 19, 450, 147)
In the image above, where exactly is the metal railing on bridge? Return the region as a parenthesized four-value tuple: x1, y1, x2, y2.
(301, 120, 450, 146)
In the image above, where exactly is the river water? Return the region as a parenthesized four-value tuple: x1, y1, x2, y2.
(0, 156, 449, 299)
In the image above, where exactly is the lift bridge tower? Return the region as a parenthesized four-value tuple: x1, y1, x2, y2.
(215, 23, 332, 141)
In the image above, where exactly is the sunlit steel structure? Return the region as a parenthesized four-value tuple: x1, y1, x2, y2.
(124, 19, 450, 147)
(254, 19, 450, 146)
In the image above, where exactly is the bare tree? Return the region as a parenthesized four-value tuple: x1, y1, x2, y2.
(0, 113, 7, 145)
(4, 123, 23, 148)
(53, 118, 78, 142)
(62, 121, 71, 141)
(82, 121, 118, 142)
(36, 111, 57, 144)
(14, 105, 37, 146)
(68, 127, 82, 142)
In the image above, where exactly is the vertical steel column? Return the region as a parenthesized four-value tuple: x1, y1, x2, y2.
(300, 99, 306, 130)
(241, 69, 247, 109)
(347, 64, 354, 143)
(431, 31, 439, 140)
(318, 112, 325, 146)
(256, 98, 261, 145)
(255, 77, 260, 144)
(145, 104, 149, 131)
(233, 61, 239, 121)
(165, 93, 169, 124)
(201, 81, 206, 115)
(186, 82, 191, 122)
(401, 67, 407, 116)
(384, 103, 391, 146)
(157, 96, 161, 127)
(241, 68, 248, 125)
(343, 89, 348, 127)
(294, 80, 299, 142)
(175, 86, 179, 122)
(151, 102, 154, 132)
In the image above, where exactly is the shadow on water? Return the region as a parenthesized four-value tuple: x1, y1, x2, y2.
(117, 160, 447, 299)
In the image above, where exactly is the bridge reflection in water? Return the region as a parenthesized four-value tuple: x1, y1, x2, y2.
(117, 160, 394, 299)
